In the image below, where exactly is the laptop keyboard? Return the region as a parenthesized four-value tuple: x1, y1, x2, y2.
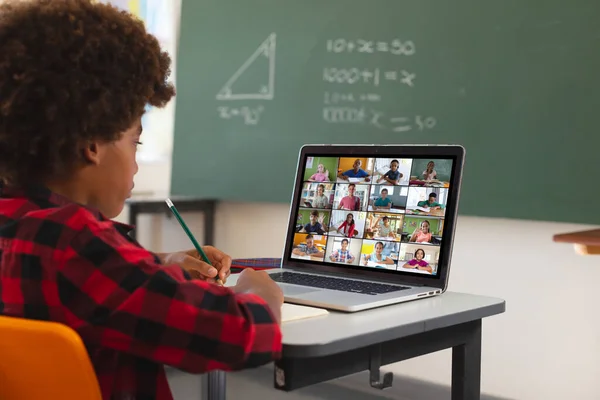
(269, 271, 409, 296)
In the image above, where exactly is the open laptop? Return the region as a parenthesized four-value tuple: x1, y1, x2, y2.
(265, 144, 465, 312)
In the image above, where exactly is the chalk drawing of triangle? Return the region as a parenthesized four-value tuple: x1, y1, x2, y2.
(216, 33, 276, 101)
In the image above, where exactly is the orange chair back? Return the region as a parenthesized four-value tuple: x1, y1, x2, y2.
(0, 315, 102, 400)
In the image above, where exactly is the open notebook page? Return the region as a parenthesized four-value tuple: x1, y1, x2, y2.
(282, 303, 329, 322)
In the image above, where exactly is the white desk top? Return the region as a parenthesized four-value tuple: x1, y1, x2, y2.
(225, 274, 505, 358)
(281, 292, 503, 357)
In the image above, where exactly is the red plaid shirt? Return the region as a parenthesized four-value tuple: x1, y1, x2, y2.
(0, 185, 282, 400)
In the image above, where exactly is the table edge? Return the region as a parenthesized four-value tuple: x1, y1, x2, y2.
(281, 299, 505, 358)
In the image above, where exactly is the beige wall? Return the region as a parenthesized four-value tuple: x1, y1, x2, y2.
(117, 162, 600, 400)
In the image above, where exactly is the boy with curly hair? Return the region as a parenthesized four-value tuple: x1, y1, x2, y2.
(0, 1, 283, 399)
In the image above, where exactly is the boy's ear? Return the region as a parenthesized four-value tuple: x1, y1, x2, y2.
(81, 141, 102, 165)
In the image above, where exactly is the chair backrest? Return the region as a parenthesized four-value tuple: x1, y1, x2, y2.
(0, 315, 102, 400)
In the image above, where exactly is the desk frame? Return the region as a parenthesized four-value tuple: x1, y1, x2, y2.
(199, 319, 483, 400)
(275, 319, 481, 400)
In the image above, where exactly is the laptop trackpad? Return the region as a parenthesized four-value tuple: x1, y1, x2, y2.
(281, 284, 320, 296)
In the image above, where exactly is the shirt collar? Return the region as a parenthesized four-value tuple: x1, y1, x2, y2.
(0, 182, 134, 232)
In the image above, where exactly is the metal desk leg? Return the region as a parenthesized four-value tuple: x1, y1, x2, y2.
(451, 319, 482, 400)
(201, 371, 226, 400)
(128, 205, 139, 241)
(203, 201, 216, 246)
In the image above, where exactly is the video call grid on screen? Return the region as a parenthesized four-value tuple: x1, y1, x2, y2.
(286, 155, 456, 278)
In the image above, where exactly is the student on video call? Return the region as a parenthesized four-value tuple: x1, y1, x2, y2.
(336, 213, 357, 238)
(402, 249, 433, 273)
(377, 159, 403, 185)
(362, 241, 395, 266)
(329, 239, 355, 263)
(308, 163, 330, 182)
(417, 192, 444, 210)
(292, 234, 324, 257)
(338, 159, 371, 181)
(303, 210, 325, 234)
(373, 188, 392, 210)
(338, 183, 361, 211)
(312, 184, 329, 208)
(372, 216, 395, 238)
(422, 161, 437, 181)
(410, 220, 432, 243)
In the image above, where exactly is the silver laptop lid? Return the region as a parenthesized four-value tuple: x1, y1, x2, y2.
(281, 144, 465, 291)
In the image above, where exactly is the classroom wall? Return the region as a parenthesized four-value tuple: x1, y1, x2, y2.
(122, 162, 600, 400)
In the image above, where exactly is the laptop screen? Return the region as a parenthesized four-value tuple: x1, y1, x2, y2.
(285, 153, 458, 279)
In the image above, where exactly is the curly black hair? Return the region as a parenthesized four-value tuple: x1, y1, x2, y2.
(0, 0, 175, 185)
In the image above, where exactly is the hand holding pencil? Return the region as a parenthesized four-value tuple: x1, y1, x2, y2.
(160, 247, 231, 285)
(164, 198, 231, 285)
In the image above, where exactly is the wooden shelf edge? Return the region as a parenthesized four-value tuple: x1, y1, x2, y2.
(553, 229, 600, 245)
(553, 229, 600, 255)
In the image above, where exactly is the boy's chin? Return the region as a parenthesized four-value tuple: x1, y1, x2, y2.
(103, 201, 127, 220)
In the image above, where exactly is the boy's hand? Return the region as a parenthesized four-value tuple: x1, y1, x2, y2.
(159, 246, 232, 283)
(232, 269, 283, 323)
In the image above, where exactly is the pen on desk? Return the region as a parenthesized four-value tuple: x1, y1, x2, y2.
(165, 198, 223, 286)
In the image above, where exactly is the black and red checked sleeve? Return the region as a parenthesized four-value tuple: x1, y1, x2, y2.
(57, 213, 282, 373)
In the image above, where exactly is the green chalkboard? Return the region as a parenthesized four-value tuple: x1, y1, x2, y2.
(172, 0, 600, 224)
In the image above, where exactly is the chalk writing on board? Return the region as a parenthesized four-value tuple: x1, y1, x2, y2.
(414, 115, 437, 131)
(322, 67, 416, 87)
(321, 38, 435, 131)
(322, 107, 436, 132)
(217, 106, 264, 125)
(322, 107, 366, 123)
(360, 93, 381, 102)
(324, 92, 381, 104)
(326, 39, 415, 55)
(216, 33, 276, 101)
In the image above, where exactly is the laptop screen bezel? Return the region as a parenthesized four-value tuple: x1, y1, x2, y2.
(281, 144, 465, 290)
